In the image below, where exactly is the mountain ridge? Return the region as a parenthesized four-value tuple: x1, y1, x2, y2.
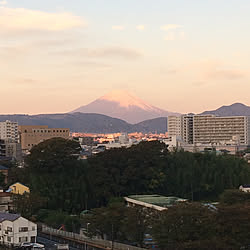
(200, 103, 250, 116)
(0, 113, 168, 133)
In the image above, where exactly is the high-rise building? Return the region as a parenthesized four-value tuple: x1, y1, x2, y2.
(167, 115, 250, 146)
(0, 121, 19, 143)
(168, 115, 193, 144)
(167, 116, 182, 138)
(182, 115, 194, 144)
(193, 115, 250, 145)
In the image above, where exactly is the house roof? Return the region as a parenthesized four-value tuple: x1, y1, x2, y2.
(242, 184, 250, 188)
(0, 212, 20, 222)
(0, 165, 8, 170)
(0, 192, 11, 197)
(9, 182, 29, 188)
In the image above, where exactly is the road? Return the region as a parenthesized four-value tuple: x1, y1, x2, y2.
(37, 236, 79, 250)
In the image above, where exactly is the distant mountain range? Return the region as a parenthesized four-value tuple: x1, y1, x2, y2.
(72, 90, 179, 124)
(1, 95, 250, 134)
(201, 103, 250, 116)
(0, 113, 167, 134)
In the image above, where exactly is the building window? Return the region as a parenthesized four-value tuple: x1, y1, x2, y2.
(7, 236, 11, 242)
(7, 227, 12, 232)
(19, 227, 28, 232)
(19, 236, 28, 243)
(32, 226, 36, 231)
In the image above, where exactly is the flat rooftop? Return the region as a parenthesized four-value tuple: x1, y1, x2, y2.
(126, 194, 187, 210)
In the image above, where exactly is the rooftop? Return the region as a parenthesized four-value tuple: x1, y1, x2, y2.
(126, 194, 187, 209)
(0, 212, 20, 222)
(0, 165, 8, 170)
(241, 184, 250, 188)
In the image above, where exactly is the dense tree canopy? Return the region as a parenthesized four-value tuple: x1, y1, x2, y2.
(88, 141, 168, 206)
(82, 201, 151, 247)
(8, 138, 250, 248)
(88, 142, 250, 204)
(152, 194, 250, 249)
(24, 138, 89, 213)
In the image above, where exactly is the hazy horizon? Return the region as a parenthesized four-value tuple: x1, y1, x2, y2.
(1, 0, 250, 114)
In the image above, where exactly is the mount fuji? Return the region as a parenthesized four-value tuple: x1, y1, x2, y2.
(71, 90, 180, 123)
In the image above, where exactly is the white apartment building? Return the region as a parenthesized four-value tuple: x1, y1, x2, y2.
(167, 116, 182, 138)
(0, 121, 19, 143)
(193, 115, 250, 145)
(168, 115, 250, 146)
(0, 212, 37, 247)
(168, 115, 193, 144)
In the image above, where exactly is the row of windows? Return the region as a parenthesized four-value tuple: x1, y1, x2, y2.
(24, 129, 69, 133)
(27, 134, 68, 137)
(33, 130, 68, 133)
(0, 226, 35, 232)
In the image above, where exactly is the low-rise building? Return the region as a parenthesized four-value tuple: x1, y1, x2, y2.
(124, 194, 187, 211)
(0, 139, 22, 162)
(0, 212, 37, 246)
(7, 183, 30, 195)
(19, 125, 70, 151)
(239, 184, 250, 193)
(0, 192, 12, 212)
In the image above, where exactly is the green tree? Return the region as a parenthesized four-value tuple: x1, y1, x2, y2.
(88, 141, 168, 206)
(152, 202, 220, 249)
(12, 192, 46, 219)
(122, 206, 151, 247)
(219, 189, 250, 205)
(216, 202, 250, 249)
(82, 201, 126, 241)
(24, 138, 89, 213)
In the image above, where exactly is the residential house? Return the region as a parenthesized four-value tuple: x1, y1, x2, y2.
(7, 183, 30, 195)
(239, 184, 250, 193)
(0, 212, 37, 247)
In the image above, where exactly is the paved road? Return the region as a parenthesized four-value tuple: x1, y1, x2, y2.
(37, 236, 79, 250)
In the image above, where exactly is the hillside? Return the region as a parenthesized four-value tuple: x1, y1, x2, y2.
(0, 113, 168, 133)
(201, 103, 250, 116)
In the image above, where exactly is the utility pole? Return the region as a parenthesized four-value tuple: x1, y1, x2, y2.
(111, 223, 114, 250)
(85, 223, 90, 250)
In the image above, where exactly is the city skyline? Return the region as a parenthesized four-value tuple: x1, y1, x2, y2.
(1, 0, 250, 114)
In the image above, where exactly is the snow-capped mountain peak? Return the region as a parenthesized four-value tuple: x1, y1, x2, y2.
(72, 90, 180, 123)
(99, 90, 155, 110)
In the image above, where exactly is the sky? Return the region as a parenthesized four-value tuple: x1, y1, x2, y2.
(1, 0, 250, 114)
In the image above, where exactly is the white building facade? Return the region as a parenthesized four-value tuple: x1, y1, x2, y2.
(0, 121, 19, 143)
(0, 213, 37, 247)
(168, 115, 250, 146)
(193, 115, 250, 145)
(167, 116, 182, 138)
